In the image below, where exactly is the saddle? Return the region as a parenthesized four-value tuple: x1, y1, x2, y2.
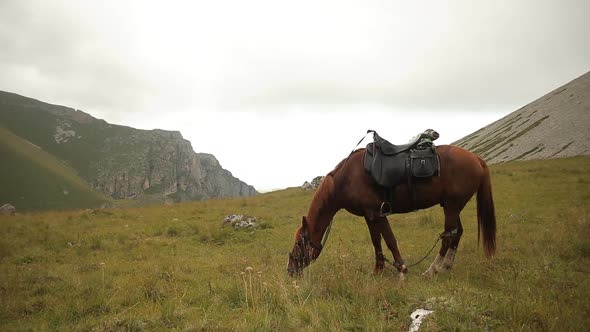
(363, 129, 440, 215)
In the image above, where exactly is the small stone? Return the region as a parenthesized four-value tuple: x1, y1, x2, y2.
(223, 214, 259, 229)
(0, 203, 16, 215)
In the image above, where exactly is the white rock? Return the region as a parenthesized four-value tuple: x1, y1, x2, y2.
(409, 308, 433, 332)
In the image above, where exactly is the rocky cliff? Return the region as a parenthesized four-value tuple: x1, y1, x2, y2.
(91, 129, 257, 200)
(0, 90, 258, 201)
(453, 71, 590, 163)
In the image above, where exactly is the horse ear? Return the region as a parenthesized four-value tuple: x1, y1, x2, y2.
(301, 216, 308, 228)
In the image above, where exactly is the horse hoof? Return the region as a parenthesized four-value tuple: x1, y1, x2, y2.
(396, 264, 408, 274)
(398, 272, 406, 281)
(421, 269, 435, 278)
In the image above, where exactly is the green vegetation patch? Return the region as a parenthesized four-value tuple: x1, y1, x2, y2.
(0, 127, 108, 211)
(513, 144, 545, 161)
(473, 115, 550, 161)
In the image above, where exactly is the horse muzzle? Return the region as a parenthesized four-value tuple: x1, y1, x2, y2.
(287, 267, 302, 277)
(287, 255, 304, 277)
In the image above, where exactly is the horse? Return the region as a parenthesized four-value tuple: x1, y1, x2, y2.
(287, 144, 496, 277)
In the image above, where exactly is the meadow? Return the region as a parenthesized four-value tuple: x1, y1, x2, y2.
(0, 156, 589, 331)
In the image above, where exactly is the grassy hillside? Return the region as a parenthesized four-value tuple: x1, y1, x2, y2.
(0, 127, 108, 211)
(0, 156, 588, 330)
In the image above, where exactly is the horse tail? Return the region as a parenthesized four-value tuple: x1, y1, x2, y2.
(477, 159, 496, 258)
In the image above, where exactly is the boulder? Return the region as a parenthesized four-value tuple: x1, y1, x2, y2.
(223, 214, 258, 229)
(311, 176, 324, 189)
(0, 203, 16, 215)
(301, 181, 313, 190)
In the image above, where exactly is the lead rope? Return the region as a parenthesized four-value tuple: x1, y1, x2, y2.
(384, 236, 441, 268)
(321, 217, 334, 249)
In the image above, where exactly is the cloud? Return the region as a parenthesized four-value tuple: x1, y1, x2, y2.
(2, 0, 588, 190)
(1, 0, 589, 116)
(223, 0, 590, 110)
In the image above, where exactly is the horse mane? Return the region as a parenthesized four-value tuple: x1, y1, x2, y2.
(328, 149, 362, 177)
(328, 159, 346, 177)
(307, 171, 336, 230)
(306, 151, 357, 229)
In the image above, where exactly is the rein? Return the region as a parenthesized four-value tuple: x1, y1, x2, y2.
(321, 217, 334, 249)
(384, 228, 457, 269)
(384, 236, 441, 269)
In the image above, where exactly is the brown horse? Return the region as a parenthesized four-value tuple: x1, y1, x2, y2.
(287, 145, 496, 277)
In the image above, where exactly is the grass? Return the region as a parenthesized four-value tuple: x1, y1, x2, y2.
(0, 156, 589, 330)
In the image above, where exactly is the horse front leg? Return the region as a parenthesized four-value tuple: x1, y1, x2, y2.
(364, 217, 385, 274)
(374, 216, 408, 277)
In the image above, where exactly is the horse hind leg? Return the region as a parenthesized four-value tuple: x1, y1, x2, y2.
(422, 253, 445, 278)
(422, 205, 464, 277)
(440, 203, 464, 271)
(441, 220, 463, 271)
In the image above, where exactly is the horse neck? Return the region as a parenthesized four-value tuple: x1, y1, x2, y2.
(306, 175, 339, 244)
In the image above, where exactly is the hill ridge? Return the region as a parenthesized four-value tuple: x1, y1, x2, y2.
(0, 90, 258, 206)
(453, 71, 590, 163)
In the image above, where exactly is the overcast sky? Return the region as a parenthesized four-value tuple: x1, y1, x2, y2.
(1, 0, 589, 191)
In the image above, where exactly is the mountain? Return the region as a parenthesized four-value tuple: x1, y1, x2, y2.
(453, 71, 590, 163)
(0, 91, 258, 205)
(0, 126, 108, 211)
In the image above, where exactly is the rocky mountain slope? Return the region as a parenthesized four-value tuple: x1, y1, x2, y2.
(453, 71, 590, 163)
(0, 91, 257, 202)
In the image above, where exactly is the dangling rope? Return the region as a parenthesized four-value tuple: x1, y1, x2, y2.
(320, 218, 333, 249)
(384, 236, 441, 268)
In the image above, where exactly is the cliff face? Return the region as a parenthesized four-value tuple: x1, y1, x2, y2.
(91, 129, 257, 200)
(197, 153, 258, 198)
(454, 71, 590, 163)
(0, 90, 258, 201)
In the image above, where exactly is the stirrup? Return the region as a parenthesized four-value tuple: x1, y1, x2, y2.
(380, 202, 392, 216)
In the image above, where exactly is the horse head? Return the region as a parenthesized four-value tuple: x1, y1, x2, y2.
(287, 216, 322, 277)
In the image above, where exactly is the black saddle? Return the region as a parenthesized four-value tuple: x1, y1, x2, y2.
(372, 132, 422, 155)
(363, 129, 440, 197)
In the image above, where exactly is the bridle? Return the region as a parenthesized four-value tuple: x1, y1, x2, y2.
(289, 231, 323, 271)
